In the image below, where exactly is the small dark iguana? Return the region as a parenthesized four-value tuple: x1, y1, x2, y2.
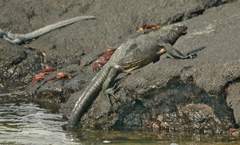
(67, 23, 204, 129)
(0, 16, 95, 44)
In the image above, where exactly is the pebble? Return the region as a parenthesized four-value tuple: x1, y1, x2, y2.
(103, 140, 111, 144)
(170, 143, 179, 145)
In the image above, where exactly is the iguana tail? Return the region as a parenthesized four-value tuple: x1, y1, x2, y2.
(23, 16, 95, 39)
(67, 65, 111, 129)
(5, 15, 96, 44)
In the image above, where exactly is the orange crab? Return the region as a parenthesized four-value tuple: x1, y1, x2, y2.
(56, 72, 71, 79)
(32, 65, 56, 85)
(137, 23, 160, 33)
(229, 128, 239, 137)
(92, 48, 116, 72)
(32, 72, 48, 85)
(45, 72, 71, 82)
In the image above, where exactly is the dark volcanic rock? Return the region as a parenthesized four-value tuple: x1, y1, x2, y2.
(0, 40, 44, 102)
(0, 0, 232, 67)
(0, 0, 239, 134)
(77, 1, 240, 133)
(0, 40, 43, 89)
(29, 64, 94, 109)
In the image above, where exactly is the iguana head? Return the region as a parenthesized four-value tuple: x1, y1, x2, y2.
(171, 23, 187, 35)
(163, 23, 188, 45)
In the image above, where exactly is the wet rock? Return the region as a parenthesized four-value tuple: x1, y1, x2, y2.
(0, 90, 29, 103)
(81, 77, 232, 134)
(226, 82, 240, 125)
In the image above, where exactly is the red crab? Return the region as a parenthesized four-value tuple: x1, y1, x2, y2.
(32, 65, 56, 85)
(32, 72, 48, 85)
(56, 72, 71, 79)
(45, 72, 71, 82)
(229, 128, 239, 137)
(92, 48, 116, 72)
(137, 23, 160, 32)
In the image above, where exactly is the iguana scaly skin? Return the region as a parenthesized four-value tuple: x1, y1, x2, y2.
(67, 23, 203, 129)
(0, 16, 95, 44)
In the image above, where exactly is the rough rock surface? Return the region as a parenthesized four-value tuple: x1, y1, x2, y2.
(0, 40, 43, 103)
(0, 41, 43, 85)
(0, 0, 239, 134)
(0, 0, 232, 67)
(71, 1, 240, 133)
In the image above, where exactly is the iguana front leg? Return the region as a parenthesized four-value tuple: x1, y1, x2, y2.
(160, 43, 197, 59)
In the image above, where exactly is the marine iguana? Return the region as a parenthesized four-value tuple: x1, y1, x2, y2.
(67, 23, 204, 129)
(0, 15, 95, 44)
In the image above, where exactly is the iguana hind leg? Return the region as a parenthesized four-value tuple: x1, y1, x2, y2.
(102, 65, 120, 90)
(102, 65, 121, 105)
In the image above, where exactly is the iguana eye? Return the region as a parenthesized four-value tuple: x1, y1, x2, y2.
(129, 43, 137, 49)
(126, 43, 138, 53)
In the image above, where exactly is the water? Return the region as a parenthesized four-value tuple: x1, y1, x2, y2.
(0, 103, 76, 145)
(0, 103, 240, 145)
